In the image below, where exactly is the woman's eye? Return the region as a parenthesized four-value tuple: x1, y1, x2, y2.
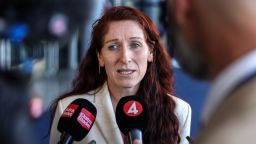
(130, 42, 141, 49)
(108, 44, 118, 50)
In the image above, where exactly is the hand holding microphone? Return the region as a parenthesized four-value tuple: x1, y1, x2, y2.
(115, 95, 149, 144)
(57, 98, 97, 144)
(133, 140, 142, 144)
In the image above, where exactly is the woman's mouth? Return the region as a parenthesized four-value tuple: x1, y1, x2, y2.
(117, 69, 135, 75)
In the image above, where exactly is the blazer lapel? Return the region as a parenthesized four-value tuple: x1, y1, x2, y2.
(94, 83, 123, 144)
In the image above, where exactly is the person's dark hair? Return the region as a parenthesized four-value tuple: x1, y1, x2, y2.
(52, 6, 180, 143)
(0, 70, 36, 144)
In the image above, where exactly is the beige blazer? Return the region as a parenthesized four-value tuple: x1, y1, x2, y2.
(50, 83, 191, 144)
(196, 78, 256, 144)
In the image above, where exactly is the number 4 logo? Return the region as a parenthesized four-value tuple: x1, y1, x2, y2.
(127, 102, 139, 114)
(123, 100, 143, 117)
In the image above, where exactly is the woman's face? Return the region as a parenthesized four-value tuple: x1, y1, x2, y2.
(98, 20, 153, 91)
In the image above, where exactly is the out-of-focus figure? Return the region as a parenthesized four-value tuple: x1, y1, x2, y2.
(0, 70, 37, 144)
(168, 0, 256, 143)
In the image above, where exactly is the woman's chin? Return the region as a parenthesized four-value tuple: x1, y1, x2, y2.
(118, 82, 138, 89)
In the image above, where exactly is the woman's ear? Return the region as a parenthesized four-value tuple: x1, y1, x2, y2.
(97, 52, 104, 66)
(148, 49, 153, 62)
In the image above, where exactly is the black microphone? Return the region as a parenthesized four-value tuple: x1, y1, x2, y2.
(186, 136, 193, 144)
(57, 98, 97, 144)
(115, 95, 149, 144)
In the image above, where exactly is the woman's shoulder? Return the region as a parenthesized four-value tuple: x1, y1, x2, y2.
(168, 94, 190, 108)
(57, 84, 108, 108)
(168, 94, 192, 122)
(167, 95, 192, 143)
(169, 95, 190, 108)
(58, 93, 95, 108)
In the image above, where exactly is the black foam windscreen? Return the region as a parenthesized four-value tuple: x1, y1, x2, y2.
(57, 98, 97, 141)
(115, 95, 149, 135)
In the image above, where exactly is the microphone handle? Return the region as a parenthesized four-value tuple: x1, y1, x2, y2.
(186, 136, 193, 144)
(58, 132, 73, 144)
(128, 129, 142, 144)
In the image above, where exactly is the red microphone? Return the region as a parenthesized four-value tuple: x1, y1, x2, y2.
(57, 98, 97, 144)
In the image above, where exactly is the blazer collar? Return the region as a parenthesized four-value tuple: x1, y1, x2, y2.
(93, 83, 123, 144)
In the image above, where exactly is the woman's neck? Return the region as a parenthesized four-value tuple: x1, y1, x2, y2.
(107, 82, 139, 110)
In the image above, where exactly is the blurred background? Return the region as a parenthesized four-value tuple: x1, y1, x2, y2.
(0, 0, 209, 143)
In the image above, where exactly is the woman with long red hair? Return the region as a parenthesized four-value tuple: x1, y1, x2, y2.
(50, 6, 191, 144)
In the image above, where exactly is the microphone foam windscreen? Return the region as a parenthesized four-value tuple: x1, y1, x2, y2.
(57, 98, 97, 141)
(115, 95, 149, 135)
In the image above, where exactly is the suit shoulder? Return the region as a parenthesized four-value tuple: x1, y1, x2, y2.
(169, 94, 191, 112)
(168, 94, 192, 123)
(58, 94, 95, 108)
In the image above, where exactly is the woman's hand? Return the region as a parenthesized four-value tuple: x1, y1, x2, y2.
(132, 139, 142, 144)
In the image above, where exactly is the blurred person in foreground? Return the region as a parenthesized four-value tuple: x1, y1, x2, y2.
(0, 70, 37, 144)
(168, 0, 256, 143)
(50, 6, 191, 144)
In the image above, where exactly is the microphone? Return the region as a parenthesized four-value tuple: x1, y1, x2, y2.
(115, 95, 149, 144)
(186, 136, 193, 144)
(57, 98, 97, 144)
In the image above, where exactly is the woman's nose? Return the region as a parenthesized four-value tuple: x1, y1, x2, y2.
(120, 47, 132, 64)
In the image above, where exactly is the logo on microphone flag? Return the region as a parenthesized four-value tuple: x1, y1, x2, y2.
(77, 108, 95, 130)
(123, 101, 143, 116)
(62, 104, 79, 118)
